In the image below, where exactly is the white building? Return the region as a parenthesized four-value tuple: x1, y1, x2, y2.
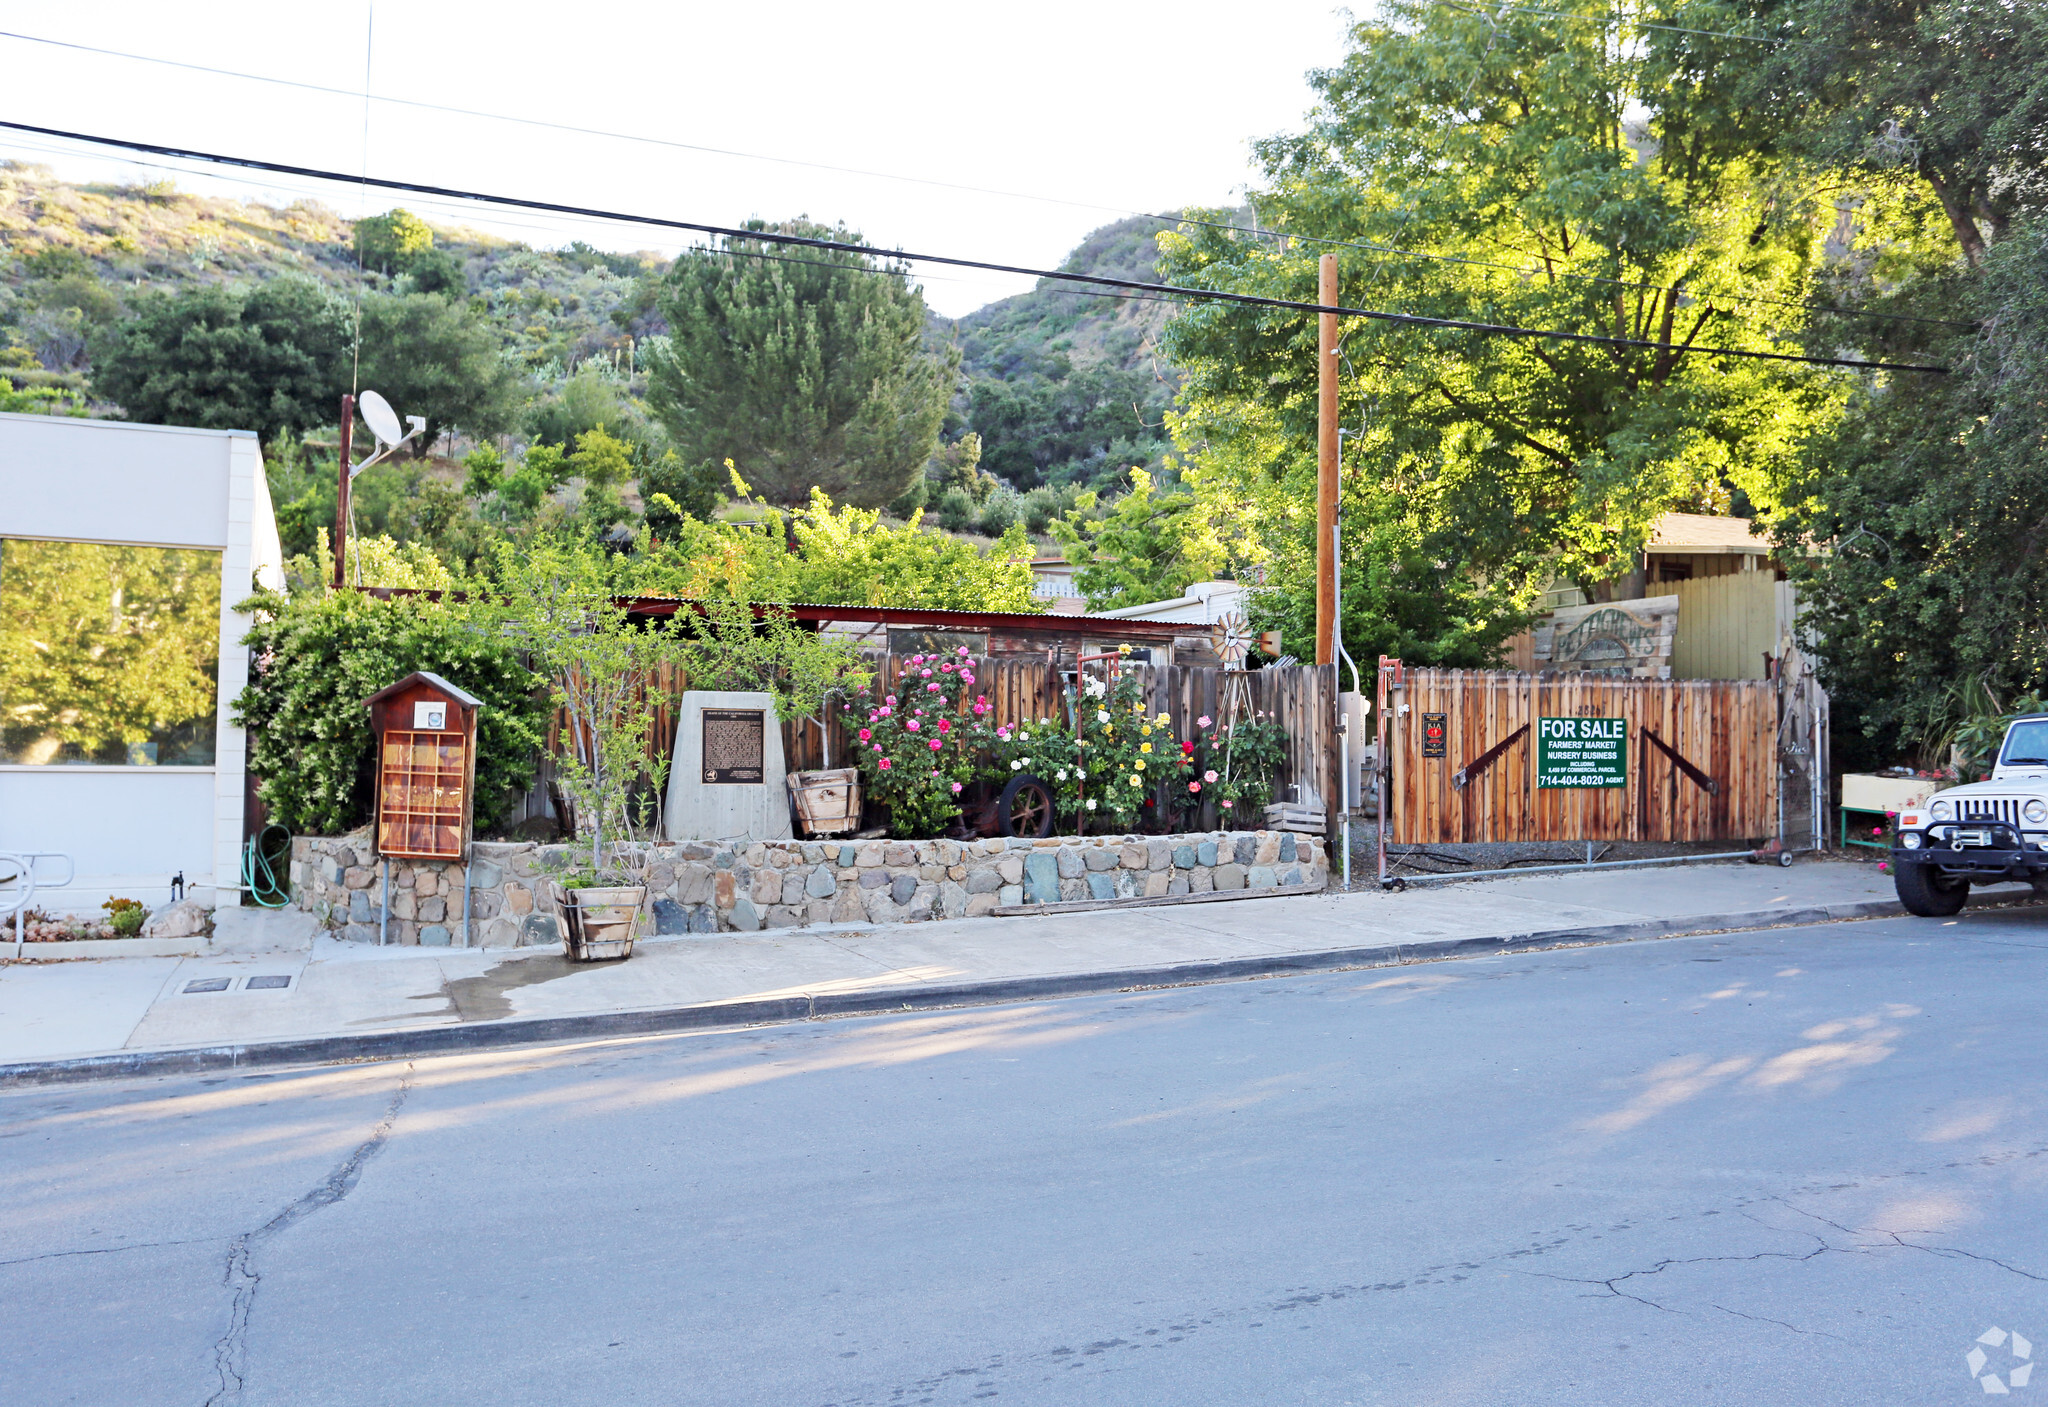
(1088, 579, 1250, 626)
(0, 413, 283, 911)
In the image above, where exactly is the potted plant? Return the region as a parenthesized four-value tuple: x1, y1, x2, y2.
(490, 538, 682, 961)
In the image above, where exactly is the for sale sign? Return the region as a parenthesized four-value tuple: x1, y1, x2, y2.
(1536, 716, 1627, 788)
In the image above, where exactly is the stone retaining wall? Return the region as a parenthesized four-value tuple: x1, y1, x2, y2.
(291, 830, 1326, 948)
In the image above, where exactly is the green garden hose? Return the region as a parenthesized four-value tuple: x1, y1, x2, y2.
(242, 823, 293, 908)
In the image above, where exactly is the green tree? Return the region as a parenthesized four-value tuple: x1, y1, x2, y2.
(1746, 0, 2048, 760)
(357, 292, 524, 450)
(90, 278, 351, 440)
(1159, 0, 1849, 664)
(353, 208, 437, 275)
(646, 219, 956, 508)
(640, 487, 1043, 612)
(1049, 468, 1227, 610)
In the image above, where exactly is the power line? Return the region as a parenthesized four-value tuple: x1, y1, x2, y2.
(0, 28, 1127, 219)
(0, 26, 1963, 333)
(1160, 212, 1983, 331)
(0, 120, 1951, 375)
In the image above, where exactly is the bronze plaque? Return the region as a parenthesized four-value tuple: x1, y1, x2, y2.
(702, 708, 766, 784)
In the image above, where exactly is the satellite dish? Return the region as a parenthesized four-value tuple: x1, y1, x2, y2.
(358, 389, 403, 447)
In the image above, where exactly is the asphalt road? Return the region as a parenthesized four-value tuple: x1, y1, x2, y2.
(5, 908, 2046, 1407)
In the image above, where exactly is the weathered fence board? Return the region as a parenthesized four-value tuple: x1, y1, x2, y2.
(1385, 669, 1777, 843)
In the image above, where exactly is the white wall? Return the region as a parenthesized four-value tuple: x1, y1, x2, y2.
(0, 414, 282, 913)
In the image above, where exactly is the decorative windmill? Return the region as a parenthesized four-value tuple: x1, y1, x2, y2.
(1208, 610, 1258, 738)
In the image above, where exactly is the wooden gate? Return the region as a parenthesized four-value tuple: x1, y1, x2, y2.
(1384, 669, 1777, 844)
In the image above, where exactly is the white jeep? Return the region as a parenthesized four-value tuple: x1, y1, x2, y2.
(1891, 714, 2048, 915)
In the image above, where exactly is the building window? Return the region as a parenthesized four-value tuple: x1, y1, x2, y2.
(887, 629, 989, 658)
(0, 539, 220, 765)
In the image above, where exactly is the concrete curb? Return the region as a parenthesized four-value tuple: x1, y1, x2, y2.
(0, 895, 1956, 1089)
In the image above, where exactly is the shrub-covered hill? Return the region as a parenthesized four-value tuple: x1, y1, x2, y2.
(0, 161, 666, 386)
(941, 214, 1187, 493)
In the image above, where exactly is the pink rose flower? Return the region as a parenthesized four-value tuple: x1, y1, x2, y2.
(885, 694, 897, 706)
(920, 669, 932, 678)
(879, 758, 892, 770)
(937, 718, 951, 733)
(957, 646, 970, 656)
(1204, 770, 1218, 783)
(1221, 798, 1233, 809)
(941, 662, 954, 672)
(907, 720, 920, 732)
(1189, 781, 1201, 793)
(960, 672, 975, 685)
(951, 781, 963, 793)
(927, 682, 941, 693)
(929, 738, 943, 751)
(858, 728, 871, 741)
(1197, 715, 1212, 727)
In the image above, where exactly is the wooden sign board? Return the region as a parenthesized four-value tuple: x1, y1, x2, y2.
(1532, 596, 1678, 679)
(365, 671, 483, 861)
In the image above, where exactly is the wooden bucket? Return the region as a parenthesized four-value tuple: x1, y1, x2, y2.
(788, 768, 862, 836)
(561, 885, 644, 961)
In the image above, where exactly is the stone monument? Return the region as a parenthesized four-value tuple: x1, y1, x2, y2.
(663, 690, 793, 841)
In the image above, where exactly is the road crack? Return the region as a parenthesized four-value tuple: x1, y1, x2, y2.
(203, 1063, 414, 1406)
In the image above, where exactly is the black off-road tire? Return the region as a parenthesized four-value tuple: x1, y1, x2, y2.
(1894, 862, 1968, 917)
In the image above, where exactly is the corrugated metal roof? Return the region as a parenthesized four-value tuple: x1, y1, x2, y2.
(1647, 512, 1773, 553)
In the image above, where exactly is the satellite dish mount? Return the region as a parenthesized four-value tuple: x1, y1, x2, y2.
(332, 389, 429, 589)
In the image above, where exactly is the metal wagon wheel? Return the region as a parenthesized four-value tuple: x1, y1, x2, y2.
(998, 773, 1056, 838)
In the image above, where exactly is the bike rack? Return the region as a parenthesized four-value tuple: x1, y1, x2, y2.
(1, 851, 77, 957)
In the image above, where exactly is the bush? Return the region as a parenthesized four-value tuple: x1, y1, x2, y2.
(978, 486, 1021, 537)
(1020, 486, 1062, 535)
(934, 486, 979, 534)
(234, 587, 549, 836)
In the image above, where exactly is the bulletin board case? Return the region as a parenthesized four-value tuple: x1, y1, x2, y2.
(364, 671, 484, 862)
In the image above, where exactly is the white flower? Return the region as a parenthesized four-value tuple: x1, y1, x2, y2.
(1097, 710, 1110, 723)
(1085, 799, 1097, 811)
(1010, 759, 1022, 770)
(1076, 770, 1086, 779)
(1055, 769, 1068, 781)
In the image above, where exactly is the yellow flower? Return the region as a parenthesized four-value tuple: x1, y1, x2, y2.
(1129, 775, 1142, 787)
(1134, 757, 1145, 769)
(1141, 726, 1152, 737)
(1155, 712, 1170, 726)
(1140, 742, 1153, 754)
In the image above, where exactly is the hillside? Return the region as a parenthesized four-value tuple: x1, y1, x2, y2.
(941, 214, 1187, 493)
(0, 162, 1201, 536)
(0, 161, 666, 391)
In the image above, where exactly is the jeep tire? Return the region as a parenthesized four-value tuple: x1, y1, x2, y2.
(1894, 863, 1968, 918)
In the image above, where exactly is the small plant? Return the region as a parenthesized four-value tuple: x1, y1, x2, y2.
(103, 896, 147, 936)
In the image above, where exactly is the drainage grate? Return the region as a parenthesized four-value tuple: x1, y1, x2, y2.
(245, 975, 291, 991)
(182, 978, 231, 994)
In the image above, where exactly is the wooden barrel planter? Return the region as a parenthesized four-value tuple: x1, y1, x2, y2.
(561, 885, 645, 961)
(788, 768, 862, 837)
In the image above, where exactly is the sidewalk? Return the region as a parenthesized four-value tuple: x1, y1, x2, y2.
(0, 859, 1942, 1084)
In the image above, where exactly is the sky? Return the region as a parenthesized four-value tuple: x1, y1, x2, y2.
(0, 1, 1356, 317)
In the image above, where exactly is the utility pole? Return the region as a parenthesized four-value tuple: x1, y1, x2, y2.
(1316, 253, 1339, 667)
(332, 392, 355, 590)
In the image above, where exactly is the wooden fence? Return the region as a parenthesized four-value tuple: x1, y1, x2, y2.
(531, 655, 1338, 835)
(1384, 669, 1778, 844)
